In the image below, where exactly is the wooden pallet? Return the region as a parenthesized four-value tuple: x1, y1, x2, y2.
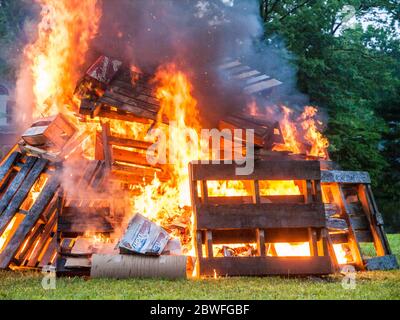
(78, 64, 163, 124)
(219, 113, 284, 149)
(0, 151, 60, 269)
(321, 170, 398, 270)
(95, 121, 170, 186)
(219, 59, 282, 95)
(189, 160, 335, 277)
(56, 160, 126, 277)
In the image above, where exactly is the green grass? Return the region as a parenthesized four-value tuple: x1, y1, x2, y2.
(0, 234, 399, 300)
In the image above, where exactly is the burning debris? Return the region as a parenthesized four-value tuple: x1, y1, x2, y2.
(0, 0, 396, 279)
(0, 53, 397, 277)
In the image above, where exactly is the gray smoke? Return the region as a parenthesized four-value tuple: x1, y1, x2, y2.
(89, 0, 309, 126)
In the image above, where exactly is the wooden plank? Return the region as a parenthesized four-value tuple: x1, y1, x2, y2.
(107, 87, 160, 112)
(108, 136, 152, 150)
(233, 70, 261, 80)
(205, 231, 213, 258)
(0, 157, 37, 215)
(27, 210, 57, 267)
(256, 229, 265, 256)
(0, 152, 20, 188)
(98, 108, 154, 124)
(361, 184, 391, 255)
(308, 228, 318, 256)
(244, 79, 282, 94)
(0, 158, 48, 236)
(199, 256, 332, 276)
(365, 255, 399, 271)
(252, 180, 260, 204)
(329, 232, 348, 244)
(327, 217, 348, 230)
(244, 74, 269, 85)
(190, 160, 321, 181)
(38, 236, 57, 267)
(101, 122, 112, 170)
(321, 170, 371, 184)
(0, 175, 59, 269)
(219, 60, 242, 70)
(112, 147, 159, 168)
(99, 96, 157, 120)
(17, 223, 45, 265)
(111, 162, 169, 181)
(196, 203, 325, 229)
(58, 207, 113, 233)
(337, 184, 364, 269)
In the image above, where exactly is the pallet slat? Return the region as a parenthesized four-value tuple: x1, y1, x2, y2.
(0, 175, 59, 269)
(196, 203, 326, 229)
(199, 256, 332, 276)
(190, 160, 321, 181)
(0, 158, 48, 236)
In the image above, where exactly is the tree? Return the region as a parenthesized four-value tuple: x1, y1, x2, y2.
(258, 0, 400, 230)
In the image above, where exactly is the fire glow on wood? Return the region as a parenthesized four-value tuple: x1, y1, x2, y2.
(18, 0, 333, 259)
(1, 0, 396, 277)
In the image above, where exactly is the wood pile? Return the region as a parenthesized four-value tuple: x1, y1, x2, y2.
(0, 54, 396, 277)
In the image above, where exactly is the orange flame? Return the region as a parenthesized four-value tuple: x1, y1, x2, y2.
(26, 0, 101, 118)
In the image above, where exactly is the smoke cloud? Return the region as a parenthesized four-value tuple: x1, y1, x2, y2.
(90, 0, 308, 126)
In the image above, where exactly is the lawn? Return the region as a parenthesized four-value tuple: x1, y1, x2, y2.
(0, 234, 399, 300)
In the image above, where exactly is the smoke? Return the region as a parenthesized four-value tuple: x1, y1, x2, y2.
(90, 0, 308, 126)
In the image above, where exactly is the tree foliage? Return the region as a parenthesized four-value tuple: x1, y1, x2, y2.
(259, 0, 400, 231)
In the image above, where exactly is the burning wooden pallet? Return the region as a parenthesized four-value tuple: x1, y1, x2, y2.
(0, 53, 396, 278)
(219, 59, 282, 95)
(219, 113, 285, 150)
(77, 56, 162, 124)
(189, 160, 335, 277)
(56, 161, 126, 276)
(95, 121, 170, 186)
(321, 170, 398, 270)
(0, 148, 60, 269)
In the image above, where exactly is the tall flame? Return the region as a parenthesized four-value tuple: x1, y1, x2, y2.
(130, 64, 203, 253)
(273, 105, 329, 158)
(26, 0, 101, 118)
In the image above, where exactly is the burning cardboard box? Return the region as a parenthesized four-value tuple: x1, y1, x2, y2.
(119, 214, 170, 255)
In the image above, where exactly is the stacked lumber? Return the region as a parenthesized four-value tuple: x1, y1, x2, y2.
(77, 56, 162, 124)
(219, 59, 282, 95)
(219, 113, 284, 149)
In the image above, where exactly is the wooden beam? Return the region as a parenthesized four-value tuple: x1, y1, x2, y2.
(308, 228, 318, 256)
(196, 203, 325, 229)
(108, 136, 152, 150)
(256, 229, 266, 256)
(0, 152, 20, 188)
(101, 122, 112, 170)
(190, 160, 321, 181)
(0, 157, 37, 215)
(199, 256, 332, 276)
